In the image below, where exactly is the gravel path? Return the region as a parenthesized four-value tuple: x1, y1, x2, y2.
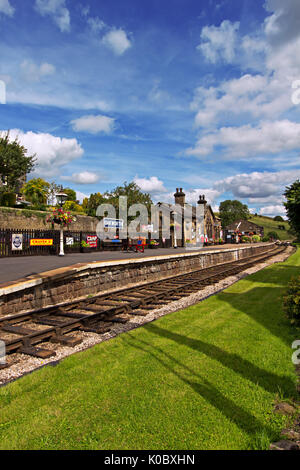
(0, 246, 293, 386)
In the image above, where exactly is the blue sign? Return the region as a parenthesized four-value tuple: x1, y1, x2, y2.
(103, 218, 124, 229)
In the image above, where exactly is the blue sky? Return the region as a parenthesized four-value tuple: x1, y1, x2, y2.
(0, 0, 300, 216)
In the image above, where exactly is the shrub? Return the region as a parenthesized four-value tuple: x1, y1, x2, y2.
(267, 231, 279, 240)
(63, 201, 84, 213)
(0, 192, 16, 207)
(283, 277, 300, 325)
(262, 236, 270, 242)
(252, 235, 261, 243)
(241, 236, 251, 243)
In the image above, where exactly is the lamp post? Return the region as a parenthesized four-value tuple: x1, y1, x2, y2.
(56, 192, 68, 256)
(171, 211, 177, 249)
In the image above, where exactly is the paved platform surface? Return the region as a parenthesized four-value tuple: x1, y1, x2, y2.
(0, 244, 255, 284)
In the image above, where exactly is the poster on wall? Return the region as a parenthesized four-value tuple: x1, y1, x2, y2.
(86, 235, 98, 248)
(66, 237, 74, 246)
(30, 239, 53, 247)
(12, 234, 23, 251)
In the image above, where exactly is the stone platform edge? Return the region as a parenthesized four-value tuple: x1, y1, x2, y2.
(0, 243, 274, 297)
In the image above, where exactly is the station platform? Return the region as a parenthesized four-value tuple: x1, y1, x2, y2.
(0, 243, 263, 285)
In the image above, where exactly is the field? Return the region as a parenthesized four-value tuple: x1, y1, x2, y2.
(249, 215, 293, 241)
(0, 249, 299, 450)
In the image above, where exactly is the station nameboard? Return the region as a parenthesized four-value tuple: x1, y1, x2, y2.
(30, 239, 53, 247)
(103, 218, 124, 229)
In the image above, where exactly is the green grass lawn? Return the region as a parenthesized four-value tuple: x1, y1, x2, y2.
(0, 251, 299, 450)
(249, 215, 292, 241)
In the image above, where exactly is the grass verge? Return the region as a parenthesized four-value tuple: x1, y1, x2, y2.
(0, 250, 299, 450)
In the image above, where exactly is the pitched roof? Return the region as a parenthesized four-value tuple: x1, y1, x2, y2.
(225, 219, 264, 232)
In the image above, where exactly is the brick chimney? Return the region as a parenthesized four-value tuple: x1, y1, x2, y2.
(197, 194, 207, 211)
(174, 188, 186, 207)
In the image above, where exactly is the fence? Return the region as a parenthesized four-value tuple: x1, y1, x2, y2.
(0, 229, 103, 258)
(0, 229, 171, 257)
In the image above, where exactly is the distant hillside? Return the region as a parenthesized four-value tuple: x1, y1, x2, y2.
(248, 215, 293, 241)
(214, 212, 294, 240)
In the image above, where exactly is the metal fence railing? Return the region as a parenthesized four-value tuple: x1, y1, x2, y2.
(0, 229, 170, 258)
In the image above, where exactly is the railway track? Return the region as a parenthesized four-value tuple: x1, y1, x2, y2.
(0, 245, 287, 367)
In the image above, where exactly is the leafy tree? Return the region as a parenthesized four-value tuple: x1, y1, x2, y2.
(22, 178, 50, 205)
(274, 215, 284, 222)
(219, 200, 251, 228)
(0, 131, 35, 192)
(104, 181, 153, 218)
(63, 187, 77, 202)
(284, 180, 300, 240)
(63, 201, 84, 213)
(85, 192, 106, 217)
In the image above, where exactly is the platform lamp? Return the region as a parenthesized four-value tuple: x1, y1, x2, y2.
(171, 211, 178, 249)
(56, 191, 68, 257)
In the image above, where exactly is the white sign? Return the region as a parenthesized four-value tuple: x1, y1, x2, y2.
(141, 224, 154, 232)
(66, 237, 74, 246)
(12, 234, 23, 251)
(104, 218, 124, 229)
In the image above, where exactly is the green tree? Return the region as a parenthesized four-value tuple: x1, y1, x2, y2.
(22, 178, 50, 206)
(85, 192, 106, 217)
(63, 200, 84, 213)
(284, 180, 300, 240)
(105, 181, 153, 219)
(63, 187, 77, 202)
(219, 200, 251, 228)
(274, 215, 284, 222)
(0, 131, 35, 192)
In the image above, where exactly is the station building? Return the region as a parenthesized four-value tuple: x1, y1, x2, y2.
(157, 188, 222, 247)
(224, 219, 264, 243)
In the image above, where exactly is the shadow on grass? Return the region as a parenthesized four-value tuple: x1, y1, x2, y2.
(218, 285, 298, 348)
(122, 334, 275, 440)
(243, 263, 300, 286)
(144, 323, 295, 396)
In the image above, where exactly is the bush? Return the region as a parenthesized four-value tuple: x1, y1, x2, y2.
(241, 236, 251, 243)
(262, 236, 270, 242)
(252, 235, 261, 243)
(266, 231, 279, 240)
(0, 191, 16, 207)
(63, 201, 84, 213)
(283, 277, 300, 325)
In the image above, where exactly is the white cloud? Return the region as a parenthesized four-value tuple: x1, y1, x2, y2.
(35, 0, 70, 32)
(259, 205, 287, 217)
(197, 20, 240, 64)
(20, 60, 55, 82)
(157, 188, 221, 207)
(87, 16, 106, 34)
(76, 190, 89, 204)
(4, 129, 83, 175)
(134, 176, 167, 194)
(215, 170, 299, 199)
(191, 73, 289, 129)
(0, 0, 14, 16)
(62, 171, 100, 184)
(187, 120, 300, 158)
(102, 29, 132, 56)
(71, 115, 115, 134)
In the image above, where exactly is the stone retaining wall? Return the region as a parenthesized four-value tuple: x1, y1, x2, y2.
(0, 243, 275, 317)
(0, 207, 98, 231)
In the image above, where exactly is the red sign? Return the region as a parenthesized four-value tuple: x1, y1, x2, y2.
(86, 236, 97, 248)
